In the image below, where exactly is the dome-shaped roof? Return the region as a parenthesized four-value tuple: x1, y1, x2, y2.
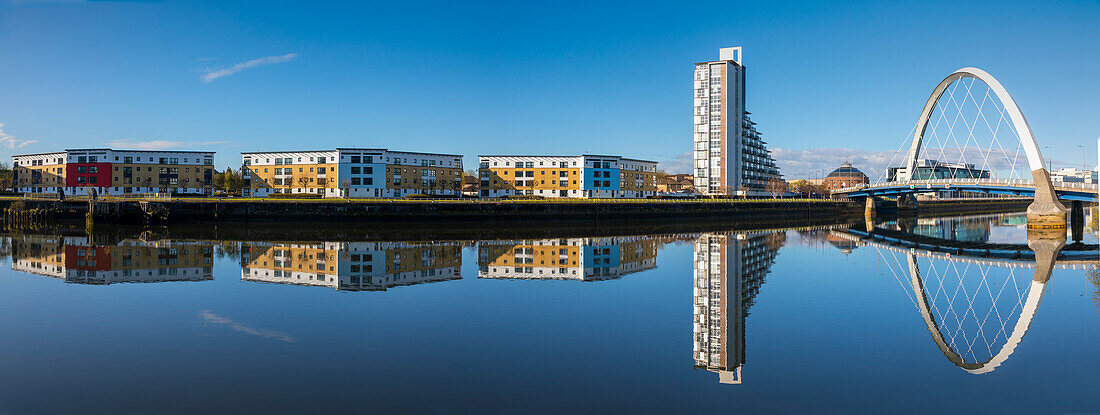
(826, 162, 867, 178)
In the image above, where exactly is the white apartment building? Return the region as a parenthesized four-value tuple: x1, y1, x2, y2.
(693, 47, 782, 196)
(241, 148, 463, 198)
(477, 155, 658, 198)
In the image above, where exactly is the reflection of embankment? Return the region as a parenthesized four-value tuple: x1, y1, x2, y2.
(4, 214, 863, 246)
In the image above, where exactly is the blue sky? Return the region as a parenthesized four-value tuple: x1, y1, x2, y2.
(0, 0, 1096, 177)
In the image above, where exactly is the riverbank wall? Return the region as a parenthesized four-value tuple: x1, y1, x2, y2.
(0, 197, 1044, 226)
(0, 199, 859, 224)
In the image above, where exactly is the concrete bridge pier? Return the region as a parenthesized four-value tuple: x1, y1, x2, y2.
(1026, 168, 1067, 230)
(1069, 200, 1085, 243)
(897, 194, 918, 212)
(864, 197, 876, 218)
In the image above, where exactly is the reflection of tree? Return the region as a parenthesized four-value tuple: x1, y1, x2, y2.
(1088, 268, 1100, 313)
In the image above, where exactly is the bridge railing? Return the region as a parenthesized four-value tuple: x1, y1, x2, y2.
(833, 178, 1098, 194)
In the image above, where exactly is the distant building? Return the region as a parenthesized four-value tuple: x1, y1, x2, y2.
(477, 155, 658, 198)
(241, 149, 463, 198)
(13, 148, 215, 196)
(887, 159, 990, 182)
(1051, 167, 1099, 185)
(693, 47, 783, 196)
(658, 174, 695, 193)
(822, 162, 870, 191)
(461, 175, 480, 197)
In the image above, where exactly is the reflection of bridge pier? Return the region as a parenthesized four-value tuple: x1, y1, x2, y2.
(1069, 201, 1085, 243)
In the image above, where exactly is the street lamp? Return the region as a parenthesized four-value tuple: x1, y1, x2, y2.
(1045, 146, 1052, 171)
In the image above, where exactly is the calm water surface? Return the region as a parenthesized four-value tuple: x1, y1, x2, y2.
(0, 213, 1097, 414)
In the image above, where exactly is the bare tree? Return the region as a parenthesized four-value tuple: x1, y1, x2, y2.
(341, 179, 352, 199)
(765, 178, 787, 198)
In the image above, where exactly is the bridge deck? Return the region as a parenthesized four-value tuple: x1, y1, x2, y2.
(833, 179, 1098, 202)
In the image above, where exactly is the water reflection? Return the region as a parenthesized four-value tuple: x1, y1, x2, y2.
(9, 234, 214, 284)
(240, 241, 463, 291)
(0, 212, 1095, 400)
(832, 213, 1098, 374)
(478, 236, 658, 281)
(692, 231, 785, 384)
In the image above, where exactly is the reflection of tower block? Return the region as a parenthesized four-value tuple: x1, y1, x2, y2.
(692, 232, 784, 385)
(719, 367, 742, 385)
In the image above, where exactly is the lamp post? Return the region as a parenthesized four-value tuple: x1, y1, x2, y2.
(1045, 146, 1052, 171)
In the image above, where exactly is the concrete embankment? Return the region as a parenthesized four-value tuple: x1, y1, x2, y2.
(0, 199, 860, 225)
(0, 197, 1044, 226)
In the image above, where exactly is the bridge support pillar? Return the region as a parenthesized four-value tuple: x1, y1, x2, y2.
(1026, 168, 1067, 230)
(864, 197, 876, 216)
(897, 194, 918, 212)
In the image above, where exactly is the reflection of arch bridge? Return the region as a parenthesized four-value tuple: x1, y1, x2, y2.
(837, 227, 1085, 374)
(833, 228, 1097, 268)
(833, 67, 1097, 224)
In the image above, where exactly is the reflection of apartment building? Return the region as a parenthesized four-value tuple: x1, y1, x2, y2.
(241, 149, 463, 198)
(477, 236, 658, 281)
(241, 241, 462, 291)
(11, 235, 214, 284)
(13, 149, 216, 196)
(693, 231, 784, 384)
(477, 155, 658, 198)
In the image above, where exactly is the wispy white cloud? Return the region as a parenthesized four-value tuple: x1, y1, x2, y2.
(106, 139, 233, 150)
(772, 146, 1063, 182)
(772, 147, 901, 181)
(201, 53, 298, 82)
(199, 310, 295, 343)
(660, 151, 694, 174)
(0, 124, 39, 149)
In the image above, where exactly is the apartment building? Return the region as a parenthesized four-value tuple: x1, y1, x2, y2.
(477, 155, 658, 198)
(241, 149, 463, 198)
(11, 235, 214, 284)
(241, 241, 462, 291)
(12, 148, 215, 196)
(693, 47, 782, 196)
(477, 236, 658, 281)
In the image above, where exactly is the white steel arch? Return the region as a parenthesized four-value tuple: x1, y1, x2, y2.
(901, 67, 1045, 181)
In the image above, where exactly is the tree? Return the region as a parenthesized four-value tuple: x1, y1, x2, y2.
(214, 168, 245, 195)
(297, 176, 311, 194)
(0, 162, 13, 192)
(341, 180, 352, 199)
(765, 178, 787, 198)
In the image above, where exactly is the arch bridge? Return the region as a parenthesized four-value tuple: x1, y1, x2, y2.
(832, 67, 1098, 227)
